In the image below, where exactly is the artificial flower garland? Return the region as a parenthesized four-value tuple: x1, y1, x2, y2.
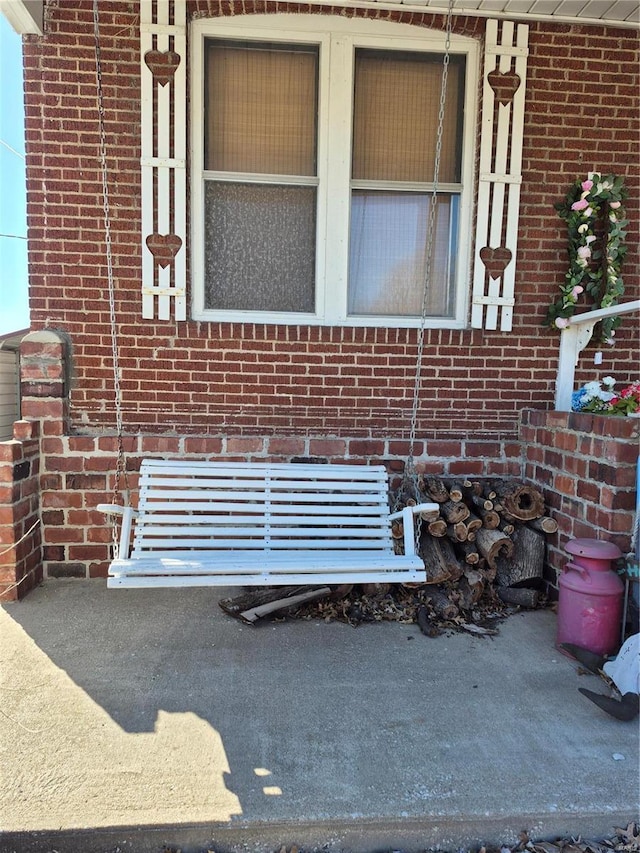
(546, 172, 628, 344)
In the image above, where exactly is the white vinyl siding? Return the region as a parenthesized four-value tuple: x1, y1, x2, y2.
(0, 350, 20, 441)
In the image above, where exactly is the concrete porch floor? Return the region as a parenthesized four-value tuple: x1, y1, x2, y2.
(0, 580, 638, 853)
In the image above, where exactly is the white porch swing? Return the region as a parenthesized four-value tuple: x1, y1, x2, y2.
(93, 0, 523, 589)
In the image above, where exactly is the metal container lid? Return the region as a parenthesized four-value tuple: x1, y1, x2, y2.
(566, 537, 622, 560)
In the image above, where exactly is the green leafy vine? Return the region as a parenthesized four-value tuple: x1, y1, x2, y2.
(546, 173, 628, 344)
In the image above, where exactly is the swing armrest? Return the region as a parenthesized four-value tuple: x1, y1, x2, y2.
(97, 503, 138, 518)
(96, 504, 138, 561)
(388, 502, 439, 557)
(388, 502, 438, 522)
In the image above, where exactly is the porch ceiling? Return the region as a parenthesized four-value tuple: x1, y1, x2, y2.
(1, 0, 639, 31)
(322, 0, 640, 28)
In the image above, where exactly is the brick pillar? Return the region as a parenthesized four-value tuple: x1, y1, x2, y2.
(0, 330, 71, 598)
(0, 420, 42, 600)
(19, 330, 70, 436)
(521, 409, 639, 591)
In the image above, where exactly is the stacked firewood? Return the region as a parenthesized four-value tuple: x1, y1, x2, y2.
(392, 476, 557, 615)
(219, 477, 557, 627)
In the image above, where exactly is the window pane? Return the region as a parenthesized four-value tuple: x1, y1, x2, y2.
(204, 182, 316, 313)
(352, 50, 464, 183)
(348, 191, 458, 317)
(206, 40, 318, 176)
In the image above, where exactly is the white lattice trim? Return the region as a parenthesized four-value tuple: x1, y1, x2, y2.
(471, 19, 529, 332)
(141, 0, 187, 321)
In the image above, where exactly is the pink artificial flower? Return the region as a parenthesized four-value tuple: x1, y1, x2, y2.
(581, 180, 593, 191)
(584, 207, 593, 217)
(555, 317, 570, 329)
(571, 285, 584, 299)
(577, 245, 591, 260)
(609, 201, 621, 209)
(571, 199, 589, 211)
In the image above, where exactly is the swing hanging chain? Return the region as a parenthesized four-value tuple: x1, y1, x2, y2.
(93, 2, 129, 509)
(406, 0, 454, 480)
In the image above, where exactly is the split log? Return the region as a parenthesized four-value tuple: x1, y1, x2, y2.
(329, 584, 354, 600)
(493, 481, 545, 521)
(423, 476, 450, 503)
(479, 562, 497, 584)
(446, 481, 464, 502)
(440, 500, 470, 524)
(391, 520, 404, 540)
(496, 524, 545, 587)
(219, 586, 332, 624)
(419, 506, 442, 522)
(527, 515, 558, 534)
(457, 540, 480, 565)
(456, 570, 485, 610)
(498, 519, 515, 536)
(361, 582, 391, 598)
(427, 518, 448, 538)
(469, 493, 494, 512)
(468, 481, 484, 496)
(427, 588, 460, 620)
(477, 507, 500, 529)
(474, 527, 515, 570)
(446, 522, 468, 543)
(461, 480, 480, 501)
(417, 605, 442, 637)
(419, 535, 464, 584)
(497, 587, 541, 608)
(465, 513, 483, 535)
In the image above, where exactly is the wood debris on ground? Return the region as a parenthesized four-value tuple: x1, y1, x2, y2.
(220, 578, 524, 635)
(219, 478, 557, 631)
(160, 823, 640, 853)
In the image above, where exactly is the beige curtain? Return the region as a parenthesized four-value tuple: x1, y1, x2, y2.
(206, 41, 318, 176)
(352, 50, 462, 183)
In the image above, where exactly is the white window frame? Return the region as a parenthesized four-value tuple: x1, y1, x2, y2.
(190, 14, 479, 328)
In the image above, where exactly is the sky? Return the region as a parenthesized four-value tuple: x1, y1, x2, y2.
(0, 13, 30, 336)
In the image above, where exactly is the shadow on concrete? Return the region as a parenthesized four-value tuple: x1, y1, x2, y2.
(0, 580, 638, 853)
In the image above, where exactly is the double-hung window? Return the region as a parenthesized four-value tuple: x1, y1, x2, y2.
(191, 15, 478, 327)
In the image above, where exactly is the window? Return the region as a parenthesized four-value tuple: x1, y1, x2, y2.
(191, 15, 478, 327)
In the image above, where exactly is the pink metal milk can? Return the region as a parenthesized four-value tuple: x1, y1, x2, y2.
(556, 538, 624, 656)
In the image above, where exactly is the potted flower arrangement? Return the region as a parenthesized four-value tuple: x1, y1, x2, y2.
(572, 376, 640, 416)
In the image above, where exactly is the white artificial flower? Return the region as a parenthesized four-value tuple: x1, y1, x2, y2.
(583, 381, 602, 398)
(602, 375, 616, 387)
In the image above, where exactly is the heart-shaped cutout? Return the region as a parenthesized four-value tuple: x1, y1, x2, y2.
(480, 246, 512, 280)
(144, 49, 181, 86)
(487, 69, 521, 106)
(146, 233, 182, 268)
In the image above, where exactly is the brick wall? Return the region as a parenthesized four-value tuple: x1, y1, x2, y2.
(0, 421, 42, 601)
(1, 332, 637, 592)
(21, 3, 639, 442)
(521, 409, 639, 588)
(9, 4, 638, 593)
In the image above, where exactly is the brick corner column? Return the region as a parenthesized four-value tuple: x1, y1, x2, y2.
(0, 420, 42, 601)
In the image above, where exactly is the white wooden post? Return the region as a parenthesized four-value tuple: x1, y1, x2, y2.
(555, 300, 640, 411)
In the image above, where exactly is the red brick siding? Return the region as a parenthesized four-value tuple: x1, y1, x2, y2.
(0, 422, 42, 600)
(521, 410, 639, 588)
(21, 4, 639, 442)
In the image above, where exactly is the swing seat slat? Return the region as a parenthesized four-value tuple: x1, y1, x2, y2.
(98, 460, 436, 589)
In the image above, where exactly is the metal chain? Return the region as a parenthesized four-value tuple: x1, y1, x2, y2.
(93, 1, 129, 512)
(405, 0, 454, 487)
